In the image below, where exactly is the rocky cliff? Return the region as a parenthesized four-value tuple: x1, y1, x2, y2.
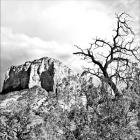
(0, 56, 90, 139)
(2, 57, 75, 94)
(0, 56, 92, 140)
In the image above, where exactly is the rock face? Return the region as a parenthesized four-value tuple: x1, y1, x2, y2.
(2, 57, 75, 94)
(0, 57, 92, 139)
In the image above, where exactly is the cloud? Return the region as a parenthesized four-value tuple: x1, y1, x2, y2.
(1, 0, 114, 44)
(1, 27, 72, 59)
(1, 0, 139, 44)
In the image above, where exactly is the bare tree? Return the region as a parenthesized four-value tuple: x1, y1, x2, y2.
(74, 13, 139, 99)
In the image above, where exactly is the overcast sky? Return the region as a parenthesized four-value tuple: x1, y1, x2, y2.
(1, 0, 140, 90)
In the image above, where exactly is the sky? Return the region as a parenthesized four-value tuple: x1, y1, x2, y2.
(0, 0, 140, 90)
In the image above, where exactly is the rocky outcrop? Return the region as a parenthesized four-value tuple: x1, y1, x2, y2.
(0, 56, 93, 139)
(2, 57, 75, 94)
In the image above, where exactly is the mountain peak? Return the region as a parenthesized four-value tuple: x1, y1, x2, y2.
(2, 57, 75, 94)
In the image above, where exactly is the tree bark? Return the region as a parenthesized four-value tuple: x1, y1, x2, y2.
(103, 69, 120, 99)
(107, 78, 120, 98)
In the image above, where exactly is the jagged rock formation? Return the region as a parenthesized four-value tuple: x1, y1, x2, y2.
(0, 57, 92, 139)
(2, 57, 75, 94)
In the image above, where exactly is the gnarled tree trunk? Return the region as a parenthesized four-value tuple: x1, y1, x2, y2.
(107, 78, 120, 98)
